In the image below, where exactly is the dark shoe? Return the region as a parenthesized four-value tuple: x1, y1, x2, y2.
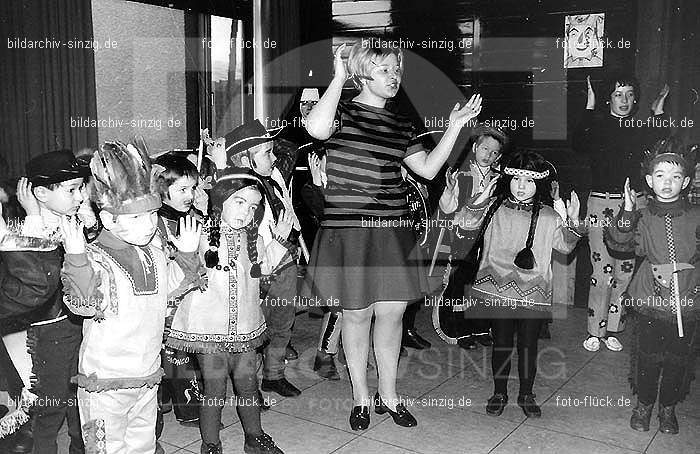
(517, 394, 541, 418)
(284, 343, 298, 361)
(349, 405, 370, 430)
(374, 392, 417, 427)
(244, 431, 284, 454)
(7, 422, 33, 454)
(457, 337, 477, 350)
(261, 378, 301, 397)
(486, 393, 508, 416)
(161, 401, 173, 414)
(178, 417, 199, 427)
(258, 389, 271, 411)
(200, 442, 222, 454)
(313, 352, 340, 380)
(630, 401, 653, 432)
(475, 334, 493, 347)
(658, 405, 679, 434)
(402, 329, 430, 349)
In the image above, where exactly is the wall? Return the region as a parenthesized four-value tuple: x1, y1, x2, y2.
(91, 0, 187, 154)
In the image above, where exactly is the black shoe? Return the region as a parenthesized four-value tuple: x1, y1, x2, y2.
(284, 343, 298, 361)
(201, 442, 222, 454)
(374, 392, 417, 427)
(261, 378, 301, 397)
(517, 394, 541, 418)
(6, 422, 33, 454)
(349, 406, 370, 430)
(475, 334, 493, 347)
(258, 389, 271, 411)
(402, 329, 430, 349)
(457, 337, 477, 350)
(161, 401, 173, 414)
(658, 405, 679, 434)
(486, 393, 508, 416)
(313, 352, 340, 380)
(244, 432, 284, 454)
(630, 401, 653, 432)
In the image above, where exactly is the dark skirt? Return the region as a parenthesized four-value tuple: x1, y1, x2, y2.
(303, 226, 430, 310)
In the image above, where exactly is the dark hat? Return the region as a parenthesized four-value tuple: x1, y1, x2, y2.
(223, 120, 282, 164)
(25, 149, 91, 187)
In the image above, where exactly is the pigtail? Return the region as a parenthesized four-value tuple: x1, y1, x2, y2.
(514, 200, 540, 270)
(205, 222, 220, 268)
(246, 223, 261, 278)
(463, 195, 506, 285)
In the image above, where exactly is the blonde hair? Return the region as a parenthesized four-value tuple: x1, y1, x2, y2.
(347, 40, 403, 90)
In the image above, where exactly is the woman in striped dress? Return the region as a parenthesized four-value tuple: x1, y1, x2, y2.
(304, 40, 482, 430)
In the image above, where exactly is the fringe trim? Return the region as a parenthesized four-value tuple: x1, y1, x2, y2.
(166, 332, 267, 354)
(71, 369, 164, 392)
(0, 388, 37, 439)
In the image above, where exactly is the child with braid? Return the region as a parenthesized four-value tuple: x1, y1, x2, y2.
(166, 169, 291, 454)
(458, 150, 586, 418)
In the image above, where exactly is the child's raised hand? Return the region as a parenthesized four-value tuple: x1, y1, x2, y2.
(17, 178, 41, 216)
(550, 181, 560, 201)
(205, 137, 228, 170)
(445, 167, 460, 197)
(168, 216, 202, 253)
(333, 43, 348, 81)
(272, 209, 293, 241)
(308, 153, 327, 187)
(59, 216, 86, 255)
(449, 94, 482, 129)
(623, 177, 637, 211)
(565, 190, 581, 221)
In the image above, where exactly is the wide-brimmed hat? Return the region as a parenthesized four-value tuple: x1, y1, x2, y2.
(224, 120, 283, 163)
(25, 149, 91, 186)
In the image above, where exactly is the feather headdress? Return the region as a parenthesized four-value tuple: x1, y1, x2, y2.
(643, 137, 697, 175)
(89, 141, 162, 214)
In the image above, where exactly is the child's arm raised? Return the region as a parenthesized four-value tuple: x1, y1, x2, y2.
(439, 167, 460, 214)
(403, 95, 482, 180)
(165, 216, 204, 298)
(305, 44, 347, 140)
(260, 209, 295, 274)
(59, 217, 103, 318)
(552, 191, 587, 254)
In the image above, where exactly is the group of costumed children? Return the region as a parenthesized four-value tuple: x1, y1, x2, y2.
(0, 109, 697, 454)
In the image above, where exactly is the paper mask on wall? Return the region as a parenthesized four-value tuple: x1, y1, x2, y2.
(564, 13, 605, 68)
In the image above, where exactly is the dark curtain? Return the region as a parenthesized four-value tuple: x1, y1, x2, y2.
(636, 0, 700, 144)
(0, 0, 97, 179)
(261, 0, 301, 121)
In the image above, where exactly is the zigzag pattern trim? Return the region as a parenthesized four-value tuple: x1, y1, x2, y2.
(474, 274, 551, 299)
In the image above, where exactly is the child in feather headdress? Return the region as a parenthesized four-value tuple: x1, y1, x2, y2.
(60, 141, 203, 454)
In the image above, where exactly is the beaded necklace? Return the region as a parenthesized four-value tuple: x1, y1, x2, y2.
(213, 226, 242, 272)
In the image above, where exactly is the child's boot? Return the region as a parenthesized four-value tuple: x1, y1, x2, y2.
(630, 401, 653, 431)
(243, 432, 284, 454)
(658, 405, 679, 434)
(200, 442, 222, 454)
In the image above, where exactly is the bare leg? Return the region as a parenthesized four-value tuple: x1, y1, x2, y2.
(341, 305, 374, 406)
(373, 301, 407, 411)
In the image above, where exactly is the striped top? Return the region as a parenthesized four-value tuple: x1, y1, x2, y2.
(322, 101, 424, 227)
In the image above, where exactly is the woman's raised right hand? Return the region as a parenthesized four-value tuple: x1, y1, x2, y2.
(333, 43, 348, 81)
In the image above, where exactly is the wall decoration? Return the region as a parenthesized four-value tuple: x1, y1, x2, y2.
(564, 13, 605, 68)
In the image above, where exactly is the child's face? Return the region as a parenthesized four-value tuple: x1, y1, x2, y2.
(35, 178, 85, 216)
(609, 84, 635, 117)
(364, 53, 402, 99)
(248, 143, 276, 177)
(102, 209, 159, 246)
(221, 186, 262, 229)
(473, 136, 502, 167)
(165, 175, 197, 212)
(510, 176, 537, 202)
(645, 161, 690, 203)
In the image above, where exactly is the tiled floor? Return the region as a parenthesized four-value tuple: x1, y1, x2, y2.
(50, 304, 699, 454)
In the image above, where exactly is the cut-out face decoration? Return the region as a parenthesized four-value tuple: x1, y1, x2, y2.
(564, 14, 604, 68)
